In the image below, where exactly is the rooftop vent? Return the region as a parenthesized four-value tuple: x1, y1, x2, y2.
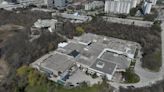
(126, 47, 131, 53)
(96, 61, 105, 69)
(93, 40, 97, 42)
(84, 48, 89, 51)
(103, 37, 107, 41)
(68, 50, 80, 58)
(114, 54, 118, 57)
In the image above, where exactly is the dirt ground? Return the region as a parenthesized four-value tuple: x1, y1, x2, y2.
(0, 24, 23, 40)
(0, 59, 9, 81)
(0, 24, 23, 81)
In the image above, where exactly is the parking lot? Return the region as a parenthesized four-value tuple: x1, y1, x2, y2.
(66, 69, 102, 86)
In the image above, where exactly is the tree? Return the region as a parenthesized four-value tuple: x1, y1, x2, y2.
(17, 65, 31, 76)
(124, 68, 140, 83)
(142, 50, 161, 71)
(117, 14, 128, 18)
(151, 20, 162, 32)
(130, 8, 138, 16)
(143, 14, 158, 21)
(28, 70, 40, 86)
(75, 26, 84, 36)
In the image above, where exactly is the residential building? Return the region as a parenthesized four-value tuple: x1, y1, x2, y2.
(85, 1, 104, 11)
(17, 0, 66, 8)
(105, 0, 138, 14)
(17, 0, 45, 6)
(54, 0, 66, 8)
(143, 1, 152, 14)
(149, 0, 157, 5)
(44, 0, 54, 7)
(131, 0, 137, 8)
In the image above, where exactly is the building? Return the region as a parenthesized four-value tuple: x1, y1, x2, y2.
(137, 0, 142, 4)
(105, 0, 138, 14)
(31, 52, 76, 84)
(44, 0, 54, 7)
(54, 0, 66, 8)
(85, 1, 104, 11)
(0, 0, 4, 4)
(32, 33, 140, 83)
(29, 19, 59, 41)
(131, 0, 137, 8)
(17, 0, 66, 8)
(17, 0, 45, 6)
(149, 0, 157, 5)
(0, 1, 23, 10)
(103, 16, 153, 27)
(52, 13, 92, 23)
(33, 19, 58, 32)
(143, 1, 152, 14)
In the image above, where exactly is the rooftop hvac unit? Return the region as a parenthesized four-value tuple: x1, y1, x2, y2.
(96, 61, 105, 69)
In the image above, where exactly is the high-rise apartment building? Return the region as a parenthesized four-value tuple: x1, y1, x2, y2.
(149, 0, 157, 5)
(105, 0, 137, 14)
(143, 1, 152, 14)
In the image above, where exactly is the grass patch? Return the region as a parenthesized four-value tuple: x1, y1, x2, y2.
(130, 61, 136, 66)
(57, 84, 101, 92)
(142, 50, 162, 72)
(25, 85, 48, 92)
(25, 81, 111, 92)
(123, 68, 140, 83)
(16, 66, 112, 92)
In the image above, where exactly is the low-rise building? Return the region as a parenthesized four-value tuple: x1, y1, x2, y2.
(52, 13, 92, 23)
(0, 1, 23, 10)
(33, 19, 58, 33)
(32, 33, 141, 85)
(17, 0, 45, 6)
(31, 52, 76, 84)
(17, 0, 66, 8)
(29, 19, 61, 42)
(103, 16, 153, 27)
(85, 1, 104, 11)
